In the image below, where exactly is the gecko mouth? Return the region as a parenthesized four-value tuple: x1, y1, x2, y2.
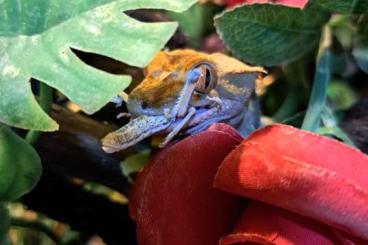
(101, 114, 171, 153)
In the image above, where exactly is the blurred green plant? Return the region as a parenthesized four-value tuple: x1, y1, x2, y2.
(314, 0, 368, 14)
(353, 47, 368, 73)
(168, 3, 219, 47)
(7, 203, 80, 245)
(328, 80, 357, 110)
(0, 205, 10, 245)
(0, 126, 41, 202)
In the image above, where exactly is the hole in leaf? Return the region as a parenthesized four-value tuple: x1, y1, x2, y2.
(124, 9, 170, 23)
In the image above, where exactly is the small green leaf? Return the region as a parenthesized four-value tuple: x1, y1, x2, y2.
(0, 0, 196, 131)
(302, 49, 331, 132)
(327, 80, 357, 110)
(353, 47, 368, 73)
(0, 126, 42, 201)
(0, 205, 9, 245)
(121, 149, 150, 182)
(315, 0, 368, 14)
(215, 4, 330, 66)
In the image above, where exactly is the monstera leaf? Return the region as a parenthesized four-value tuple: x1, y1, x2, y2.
(0, 0, 196, 131)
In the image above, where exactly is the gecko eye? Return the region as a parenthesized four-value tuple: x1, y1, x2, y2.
(192, 62, 217, 94)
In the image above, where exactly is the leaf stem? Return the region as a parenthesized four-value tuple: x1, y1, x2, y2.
(25, 83, 53, 144)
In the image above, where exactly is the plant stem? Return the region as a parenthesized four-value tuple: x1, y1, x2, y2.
(272, 87, 299, 122)
(301, 26, 332, 132)
(25, 83, 53, 144)
(10, 217, 60, 243)
(272, 57, 308, 122)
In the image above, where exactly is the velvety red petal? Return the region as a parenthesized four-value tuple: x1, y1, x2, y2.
(227, 0, 308, 9)
(220, 201, 339, 245)
(129, 123, 244, 245)
(214, 124, 368, 240)
(207, 123, 243, 142)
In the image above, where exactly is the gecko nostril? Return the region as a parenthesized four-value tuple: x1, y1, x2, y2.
(141, 101, 148, 109)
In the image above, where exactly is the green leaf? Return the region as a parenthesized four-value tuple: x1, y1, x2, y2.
(0, 0, 196, 131)
(314, 0, 368, 14)
(168, 3, 217, 47)
(0, 205, 9, 245)
(0, 126, 42, 201)
(214, 4, 329, 66)
(121, 149, 150, 182)
(301, 49, 331, 132)
(327, 80, 357, 110)
(352, 47, 368, 73)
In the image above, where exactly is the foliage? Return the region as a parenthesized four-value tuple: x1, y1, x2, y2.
(0, 126, 41, 201)
(0, 0, 196, 131)
(215, 4, 330, 66)
(0, 205, 9, 245)
(314, 0, 368, 14)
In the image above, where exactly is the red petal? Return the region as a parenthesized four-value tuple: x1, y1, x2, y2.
(207, 123, 243, 142)
(220, 201, 339, 245)
(227, 0, 308, 9)
(214, 124, 368, 240)
(129, 124, 244, 245)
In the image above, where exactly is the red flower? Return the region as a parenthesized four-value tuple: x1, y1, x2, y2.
(226, 0, 308, 9)
(130, 123, 368, 244)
